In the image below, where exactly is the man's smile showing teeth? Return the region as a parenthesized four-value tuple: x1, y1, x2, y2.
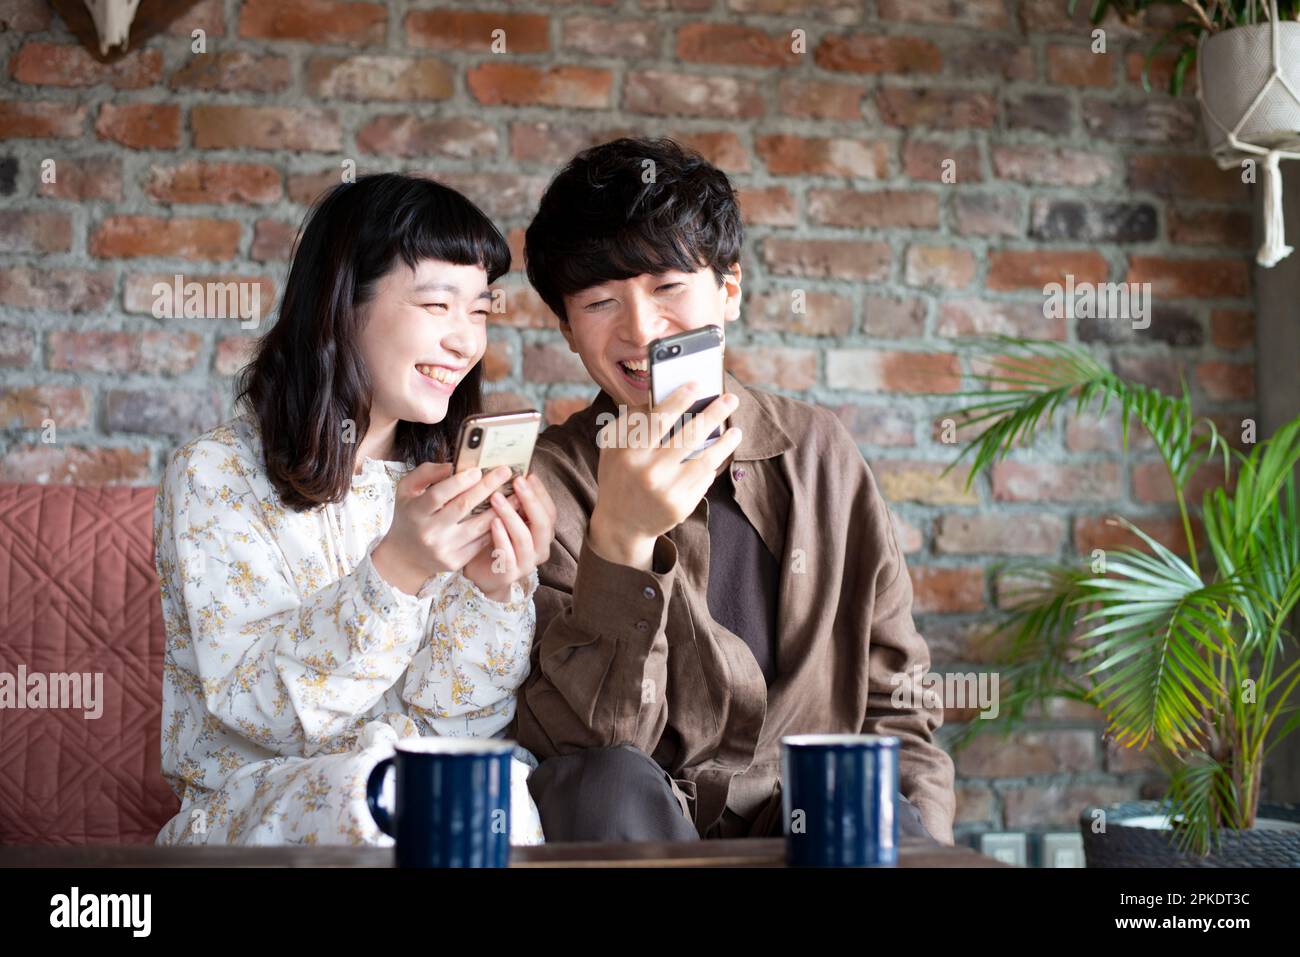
(618, 357, 650, 385)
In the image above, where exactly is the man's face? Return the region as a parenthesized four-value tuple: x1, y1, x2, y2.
(559, 263, 742, 409)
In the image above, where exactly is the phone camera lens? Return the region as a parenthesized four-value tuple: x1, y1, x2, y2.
(670, 345, 681, 355)
(468, 428, 482, 449)
(655, 349, 668, 360)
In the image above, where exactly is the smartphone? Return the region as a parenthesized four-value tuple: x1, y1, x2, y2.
(648, 324, 725, 460)
(452, 409, 542, 515)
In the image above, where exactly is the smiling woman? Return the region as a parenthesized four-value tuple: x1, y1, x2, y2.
(151, 173, 558, 849)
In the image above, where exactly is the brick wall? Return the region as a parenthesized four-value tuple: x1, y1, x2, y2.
(0, 0, 1259, 843)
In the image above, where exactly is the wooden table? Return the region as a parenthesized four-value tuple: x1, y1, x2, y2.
(0, 836, 1006, 868)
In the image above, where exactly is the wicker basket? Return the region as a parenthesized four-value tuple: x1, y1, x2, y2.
(1080, 800, 1300, 867)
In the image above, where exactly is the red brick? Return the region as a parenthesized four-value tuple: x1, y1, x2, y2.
(36, 155, 123, 201)
(902, 140, 981, 183)
(1210, 309, 1253, 350)
(905, 245, 976, 289)
(937, 299, 1065, 339)
(47, 330, 203, 375)
(876, 87, 995, 128)
(1073, 514, 1196, 557)
(0, 445, 151, 484)
(405, 10, 549, 51)
(808, 189, 938, 228)
(468, 63, 612, 109)
(0, 267, 113, 312)
(1195, 361, 1254, 401)
(830, 403, 916, 447)
(756, 133, 888, 178)
(815, 33, 941, 74)
(215, 336, 257, 376)
(761, 238, 890, 281)
(0, 210, 71, 253)
(879, 0, 1008, 27)
(736, 186, 798, 226)
(1125, 256, 1249, 299)
(951, 193, 1022, 237)
(1132, 460, 1233, 505)
(874, 459, 979, 505)
(0, 323, 34, 367)
(624, 70, 763, 118)
(678, 23, 800, 67)
(497, 286, 554, 329)
(863, 295, 925, 337)
(670, 130, 751, 173)
(95, 103, 181, 149)
(1003, 783, 1140, 829)
(522, 341, 588, 383)
(908, 566, 985, 613)
(145, 161, 282, 205)
(992, 461, 1122, 502)
(747, 291, 853, 336)
(170, 52, 291, 93)
(993, 145, 1115, 186)
(563, 16, 657, 56)
(252, 219, 297, 262)
(105, 389, 224, 435)
(826, 349, 961, 393)
(0, 0, 51, 32)
(987, 249, 1108, 290)
(1125, 52, 1198, 95)
(167, 0, 225, 37)
(239, 0, 386, 45)
(508, 122, 636, 166)
(357, 116, 496, 158)
(956, 730, 1096, 777)
(192, 105, 341, 152)
(10, 42, 162, 88)
(433, 173, 548, 220)
(1129, 154, 1246, 202)
(544, 395, 595, 426)
(723, 346, 817, 390)
(122, 273, 277, 317)
(90, 216, 241, 260)
(0, 100, 86, 138)
(777, 78, 867, 120)
(482, 339, 514, 382)
(1047, 45, 1114, 87)
(0, 385, 91, 429)
(1167, 208, 1251, 247)
(306, 55, 453, 101)
(936, 514, 1065, 555)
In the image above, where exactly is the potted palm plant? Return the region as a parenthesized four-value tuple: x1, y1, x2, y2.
(940, 336, 1300, 865)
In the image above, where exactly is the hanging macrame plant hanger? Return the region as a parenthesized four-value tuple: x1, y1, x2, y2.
(1197, 0, 1300, 267)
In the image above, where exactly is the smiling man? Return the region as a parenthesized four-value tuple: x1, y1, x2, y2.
(509, 137, 956, 845)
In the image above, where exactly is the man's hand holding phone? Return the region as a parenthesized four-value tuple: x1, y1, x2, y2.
(587, 380, 743, 572)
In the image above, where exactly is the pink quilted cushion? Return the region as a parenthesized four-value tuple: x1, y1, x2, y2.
(0, 483, 179, 844)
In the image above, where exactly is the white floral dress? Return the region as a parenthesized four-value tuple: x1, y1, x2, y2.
(152, 412, 546, 848)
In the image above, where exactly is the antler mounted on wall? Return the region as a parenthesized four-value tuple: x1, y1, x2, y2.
(49, 0, 205, 62)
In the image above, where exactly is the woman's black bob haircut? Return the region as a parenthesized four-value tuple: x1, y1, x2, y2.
(523, 137, 744, 324)
(236, 172, 511, 512)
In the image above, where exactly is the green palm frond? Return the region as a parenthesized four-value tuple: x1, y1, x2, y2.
(1167, 752, 1242, 855)
(1072, 516, 1250, 750)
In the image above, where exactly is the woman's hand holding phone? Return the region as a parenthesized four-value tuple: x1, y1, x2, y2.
(462, 472, 558, 601)
(371, 462, 514, 596)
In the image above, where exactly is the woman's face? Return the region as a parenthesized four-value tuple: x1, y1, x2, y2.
(356, 258, 491, 426)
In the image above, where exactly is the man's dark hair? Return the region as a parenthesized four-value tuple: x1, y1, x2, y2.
(236, 172, 510, 511)
(524, 137, 744, 323)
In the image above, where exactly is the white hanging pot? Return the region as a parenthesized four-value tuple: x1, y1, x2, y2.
(1196, 2, 1300, 267)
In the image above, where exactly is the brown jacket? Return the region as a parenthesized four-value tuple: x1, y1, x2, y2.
(509, 371, 957, 844)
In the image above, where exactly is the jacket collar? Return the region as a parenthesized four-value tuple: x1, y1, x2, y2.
(583, 370, 794, 463)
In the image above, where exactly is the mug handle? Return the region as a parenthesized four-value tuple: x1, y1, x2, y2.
(366, 757, 395, 837)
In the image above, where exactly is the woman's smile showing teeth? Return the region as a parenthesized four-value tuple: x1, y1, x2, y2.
(415, 363, 462, 394)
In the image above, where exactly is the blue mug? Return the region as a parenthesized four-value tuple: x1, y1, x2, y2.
(365, 736, 514, 868)
(781, 734, 900, 867)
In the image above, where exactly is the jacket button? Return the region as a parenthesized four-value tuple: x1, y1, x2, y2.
(734, 467, 747, 480)
(635, 620, 649, 632)
(643, 586, 656, 599)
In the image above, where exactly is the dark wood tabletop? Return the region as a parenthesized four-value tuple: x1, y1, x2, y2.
(0, 836, 1007, 868)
